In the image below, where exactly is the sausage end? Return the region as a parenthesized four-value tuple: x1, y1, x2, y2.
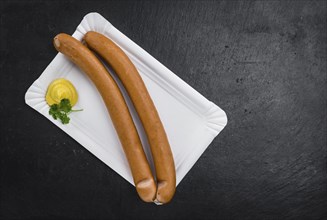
(154, 180, 175, 204)
(54, 37, 60, 48)
(135, 178, 157, 203)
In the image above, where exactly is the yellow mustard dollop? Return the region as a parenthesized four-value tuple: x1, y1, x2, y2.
(45, 78, 78, 106)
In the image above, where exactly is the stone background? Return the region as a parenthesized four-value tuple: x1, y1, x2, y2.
(0, 1, 326, 219)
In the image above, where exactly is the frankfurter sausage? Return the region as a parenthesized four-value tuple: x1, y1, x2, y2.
(53, 33, 157, 202)
(84, 31, 176, 204)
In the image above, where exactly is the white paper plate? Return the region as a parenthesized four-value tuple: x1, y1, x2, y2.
(25, 12, 227, 186)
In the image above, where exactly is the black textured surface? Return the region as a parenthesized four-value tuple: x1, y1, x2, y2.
(1, 1, 326, 219)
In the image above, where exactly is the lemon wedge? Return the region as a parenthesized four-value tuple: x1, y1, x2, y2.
(45, 78, 78, 106)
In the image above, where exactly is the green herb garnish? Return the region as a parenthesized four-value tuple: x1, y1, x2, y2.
(49, 98, 83, 124)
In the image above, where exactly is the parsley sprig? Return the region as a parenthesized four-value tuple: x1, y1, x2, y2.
(49, 99, 82, 124)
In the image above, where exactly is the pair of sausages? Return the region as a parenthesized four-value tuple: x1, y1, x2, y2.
(53, 32, 176, 204)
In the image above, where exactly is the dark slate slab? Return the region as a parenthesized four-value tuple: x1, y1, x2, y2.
(0, 1, 326, 219)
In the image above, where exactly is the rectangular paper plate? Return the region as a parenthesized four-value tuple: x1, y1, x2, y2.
(25, 12, 227, 186)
